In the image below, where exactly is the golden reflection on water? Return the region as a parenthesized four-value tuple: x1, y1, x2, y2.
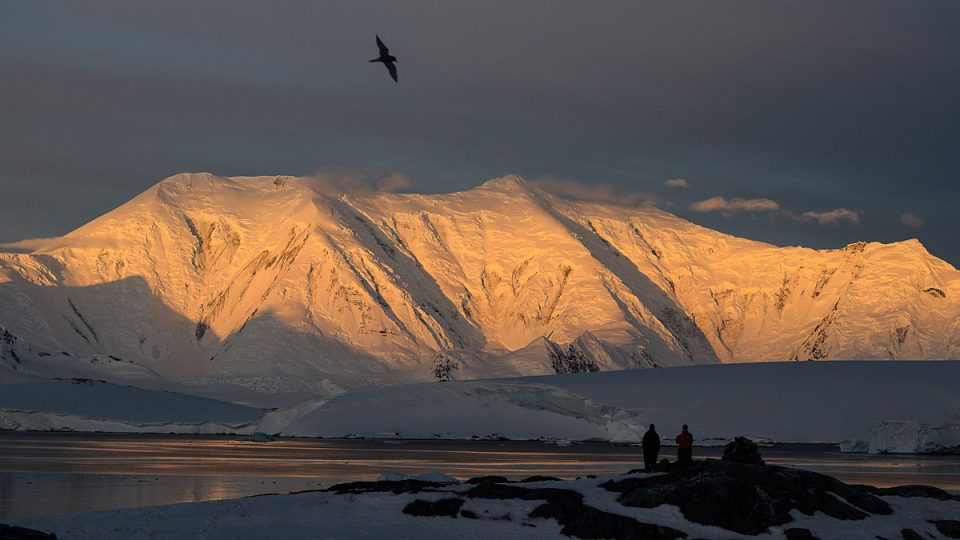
(1, 433, 958, 520)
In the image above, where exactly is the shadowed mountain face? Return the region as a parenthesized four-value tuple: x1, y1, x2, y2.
(1, 173, 958, 392)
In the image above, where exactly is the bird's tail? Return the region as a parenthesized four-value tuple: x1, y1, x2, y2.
(369, 58, 382, 63)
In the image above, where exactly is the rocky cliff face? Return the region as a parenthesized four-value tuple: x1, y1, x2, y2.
(1, 173, 957, 392)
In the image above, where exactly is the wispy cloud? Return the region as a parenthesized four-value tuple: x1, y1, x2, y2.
(530, 177, 660, 207)
(899, 212, 925, 228)
(795, 208, 861, 226)
(665, 178, 690, 189)
(306, 167, 415, 195)
(690, 196, 780, 214)
(691, 194, 862, 226)
(0, 237, 57, 253)
(376, 173, 414, 193)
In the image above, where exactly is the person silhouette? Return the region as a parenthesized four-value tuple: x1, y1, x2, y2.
(676, 424, 694, 463)
(641, 424, 661, 472)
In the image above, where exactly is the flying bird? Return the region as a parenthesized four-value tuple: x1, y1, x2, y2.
(369, 34, 398, 83)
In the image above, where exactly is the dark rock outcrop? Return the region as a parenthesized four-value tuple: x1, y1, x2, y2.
(464, 481, 687, 539)
(518, 475, 562, 483)
(722, 436, 764, 464)
(530, 500, 686, 540)
(403, 498, 465, 517)
(322, 462, 954, 539)
(327, 479, 445, 495)
(899, 529, 923, 540)
(464, 475, 510, 485)
(784, 528, 819, 540)
(464, 481, 579, 503)
(866, 484, 959, 501)
(0, 524, 58, 540)
(932, 520, 960, 539)
(602, 459, 891, 535)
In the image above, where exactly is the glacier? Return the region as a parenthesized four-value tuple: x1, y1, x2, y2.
(868, 421, 960, 454)
(0, 374, 261, 434)
(263, 361, 960, 445)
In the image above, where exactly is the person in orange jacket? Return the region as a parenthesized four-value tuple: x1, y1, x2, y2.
(676, 424, 693, 462)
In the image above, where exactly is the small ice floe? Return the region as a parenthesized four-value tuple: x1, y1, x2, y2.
(542, 438, 573, 446)
(697, 436, 734, 447)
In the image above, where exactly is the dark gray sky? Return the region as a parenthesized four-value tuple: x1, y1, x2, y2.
(2, 1, 958, 265)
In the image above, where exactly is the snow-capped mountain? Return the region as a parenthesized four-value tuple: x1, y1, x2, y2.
(1, 173, 957, 394)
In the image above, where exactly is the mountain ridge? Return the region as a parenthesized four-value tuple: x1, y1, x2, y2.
(1, 173, 957, 398)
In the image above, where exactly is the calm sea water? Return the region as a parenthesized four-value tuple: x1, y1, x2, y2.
(1, 432, 958, 520)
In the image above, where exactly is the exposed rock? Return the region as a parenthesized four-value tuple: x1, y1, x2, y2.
(932, 520, 960, 538)
(721, 436, 764, 464)
(546, 340, 600, 375)
(866, 484, 958, 501)
(899, 529, 923, 540)
(530, 500, 686, 540)
(602, 459, 891, 535)
(784, 528, 819, 540)
(626, 459, 672, 476)
(465, 482, 578, 503)
(518, 475, 562, 483)
(464, 481, 686, 539)
(924, 287, 946, 298)
(0, 524, 58, 540)
(464, 475, 510, 485)
(327, 479, 445, 494)
(320, 464, 953, 539)
(402, 498, 465, 518)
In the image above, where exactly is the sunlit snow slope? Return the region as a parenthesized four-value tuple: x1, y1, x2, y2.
(1, 173, 957, 393)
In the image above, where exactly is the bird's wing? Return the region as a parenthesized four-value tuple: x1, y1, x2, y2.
(385, 61, 398, 83)
(376, 35, 390, 56)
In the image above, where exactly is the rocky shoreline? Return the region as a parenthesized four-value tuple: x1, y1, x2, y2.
(328, 449, 959, 539)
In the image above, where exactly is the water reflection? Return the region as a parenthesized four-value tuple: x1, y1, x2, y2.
(0, 472, 325, 519)
(1, 433, 958, 520)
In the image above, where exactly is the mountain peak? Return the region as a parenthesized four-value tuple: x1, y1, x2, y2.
(474, 175, 530, 192)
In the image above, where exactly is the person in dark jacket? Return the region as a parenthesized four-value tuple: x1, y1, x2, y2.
(641, 424, 661, 472)
(676, 424, 694, 462)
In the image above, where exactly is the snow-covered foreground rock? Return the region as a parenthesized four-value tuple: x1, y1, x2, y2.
(14, 459, 960, 540)
(269, 361, 960, 447)
(1, 173, 958, 398)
